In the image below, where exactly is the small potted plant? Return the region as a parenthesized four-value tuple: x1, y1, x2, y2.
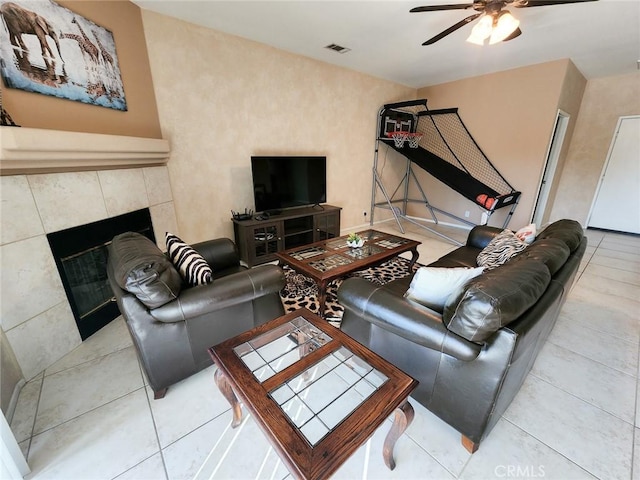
(346, 232, 364, 248)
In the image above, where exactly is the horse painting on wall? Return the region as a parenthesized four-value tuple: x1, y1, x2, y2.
(0, 0, 127, 111)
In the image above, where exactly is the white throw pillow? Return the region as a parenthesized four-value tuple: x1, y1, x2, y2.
(404, 266, 485, 311)
(515, 223, 537, 244)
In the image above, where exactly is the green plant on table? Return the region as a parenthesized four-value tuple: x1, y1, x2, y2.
(346, 233, 365, 248)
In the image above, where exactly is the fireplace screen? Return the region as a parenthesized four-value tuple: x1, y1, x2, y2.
(47, 208, 154, 340)
(59, 243, 114, 320)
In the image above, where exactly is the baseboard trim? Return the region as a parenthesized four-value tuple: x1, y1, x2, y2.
(5, 378, 25, 424)
(343, 215, 474, 236)
(404, 215, 474, 231)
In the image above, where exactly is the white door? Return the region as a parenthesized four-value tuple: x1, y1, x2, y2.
(588, 116, 640, 234)
(532, 110, 569, 226)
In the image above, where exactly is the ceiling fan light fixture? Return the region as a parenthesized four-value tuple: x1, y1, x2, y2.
(466, 13, 493, 45)
(489, 10, 520, 44)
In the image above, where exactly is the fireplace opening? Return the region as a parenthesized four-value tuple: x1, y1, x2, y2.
(47, 208, 154, 340)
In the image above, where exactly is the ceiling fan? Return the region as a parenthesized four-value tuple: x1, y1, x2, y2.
(411, 0, 598, 46)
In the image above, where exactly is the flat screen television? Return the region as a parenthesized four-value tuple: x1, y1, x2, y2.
(251, 156, 327, 214)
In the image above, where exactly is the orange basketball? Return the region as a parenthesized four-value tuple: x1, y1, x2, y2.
(476, 194, 495, 210)
(484, 197, 495, 210)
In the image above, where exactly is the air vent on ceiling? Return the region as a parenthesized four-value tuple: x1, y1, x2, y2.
(325, 43, 351, 54)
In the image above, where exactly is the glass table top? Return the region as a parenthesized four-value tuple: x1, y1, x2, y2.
(233, 316, 388, 446)
(285, 230, 414, 274)
(343, 243, 385, 259)
(308, 254, 353, 272)
(290, 246, 326, 261)
(233, 316, 332, 382)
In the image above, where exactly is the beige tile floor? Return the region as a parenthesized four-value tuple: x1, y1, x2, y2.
(9, 220, 640, 480)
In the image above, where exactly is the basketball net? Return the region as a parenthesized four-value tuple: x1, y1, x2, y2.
(388, 132, 422, 149)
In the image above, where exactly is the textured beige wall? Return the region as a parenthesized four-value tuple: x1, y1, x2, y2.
(416, 60, 578, 229)
(141, 11, 414, 242)
(549, 72, 640, 225)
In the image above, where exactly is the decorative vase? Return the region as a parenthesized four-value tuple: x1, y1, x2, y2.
(347, 238, 364, 248)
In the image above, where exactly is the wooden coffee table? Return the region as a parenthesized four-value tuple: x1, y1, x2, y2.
(208, 308, 418, 480)
(275, 229, 420, 318)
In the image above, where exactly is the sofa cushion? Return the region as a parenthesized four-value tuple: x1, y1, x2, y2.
(166, 233, 213, 286)
(405, 266, 484, 311)
(513, 238, 570, 275)
(535, 219, 583, 252)
(110, 232, 182, 309)
(476, 229, 528, 270)
(443, 258, 551, 343)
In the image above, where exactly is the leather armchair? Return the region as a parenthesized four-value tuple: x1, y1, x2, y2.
(107, 233, 286, 399)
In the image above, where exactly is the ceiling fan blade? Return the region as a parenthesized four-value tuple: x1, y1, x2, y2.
(513, 0, 597, 7)
(422, 13, 482, 45)
(502, 26, 522, 41)
(410, 4, 475, 13)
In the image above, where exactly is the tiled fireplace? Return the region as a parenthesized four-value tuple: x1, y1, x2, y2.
(0, 128, 176, 380)
(47, 208, 155, 340)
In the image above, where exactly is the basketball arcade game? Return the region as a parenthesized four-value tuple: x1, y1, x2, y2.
(370, 99, 521, 245)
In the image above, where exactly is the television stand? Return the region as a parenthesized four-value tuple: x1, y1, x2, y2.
(232, 205, 341, 267)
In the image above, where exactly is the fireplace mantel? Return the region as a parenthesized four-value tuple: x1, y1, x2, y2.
(0, 126, 170, 175)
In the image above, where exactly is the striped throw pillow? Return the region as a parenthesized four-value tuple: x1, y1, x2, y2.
(476, 229, 527, 271)
(165, 233, 213, 286)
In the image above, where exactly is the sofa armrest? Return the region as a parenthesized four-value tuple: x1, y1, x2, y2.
(192, 238, 240, 270)
(150, 264, 285, 322)
(466, 225, 503, 250)
(337, 278, 481, 361)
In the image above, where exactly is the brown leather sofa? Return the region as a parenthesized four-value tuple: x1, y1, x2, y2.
(107, 232, 285, 399)
(337, 219, 586, 453)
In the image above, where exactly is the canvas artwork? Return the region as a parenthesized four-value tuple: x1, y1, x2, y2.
(0, 0, 127, 111)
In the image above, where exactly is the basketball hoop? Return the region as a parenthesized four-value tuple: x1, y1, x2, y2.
(406, 133, 423, 149)
(388, 131, 408, 148)
(386, 131, 422, 148)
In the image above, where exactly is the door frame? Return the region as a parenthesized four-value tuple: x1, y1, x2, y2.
(531, 109, 570, 226)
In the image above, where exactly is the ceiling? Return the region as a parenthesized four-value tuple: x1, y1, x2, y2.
(132, 0, 640, 88)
